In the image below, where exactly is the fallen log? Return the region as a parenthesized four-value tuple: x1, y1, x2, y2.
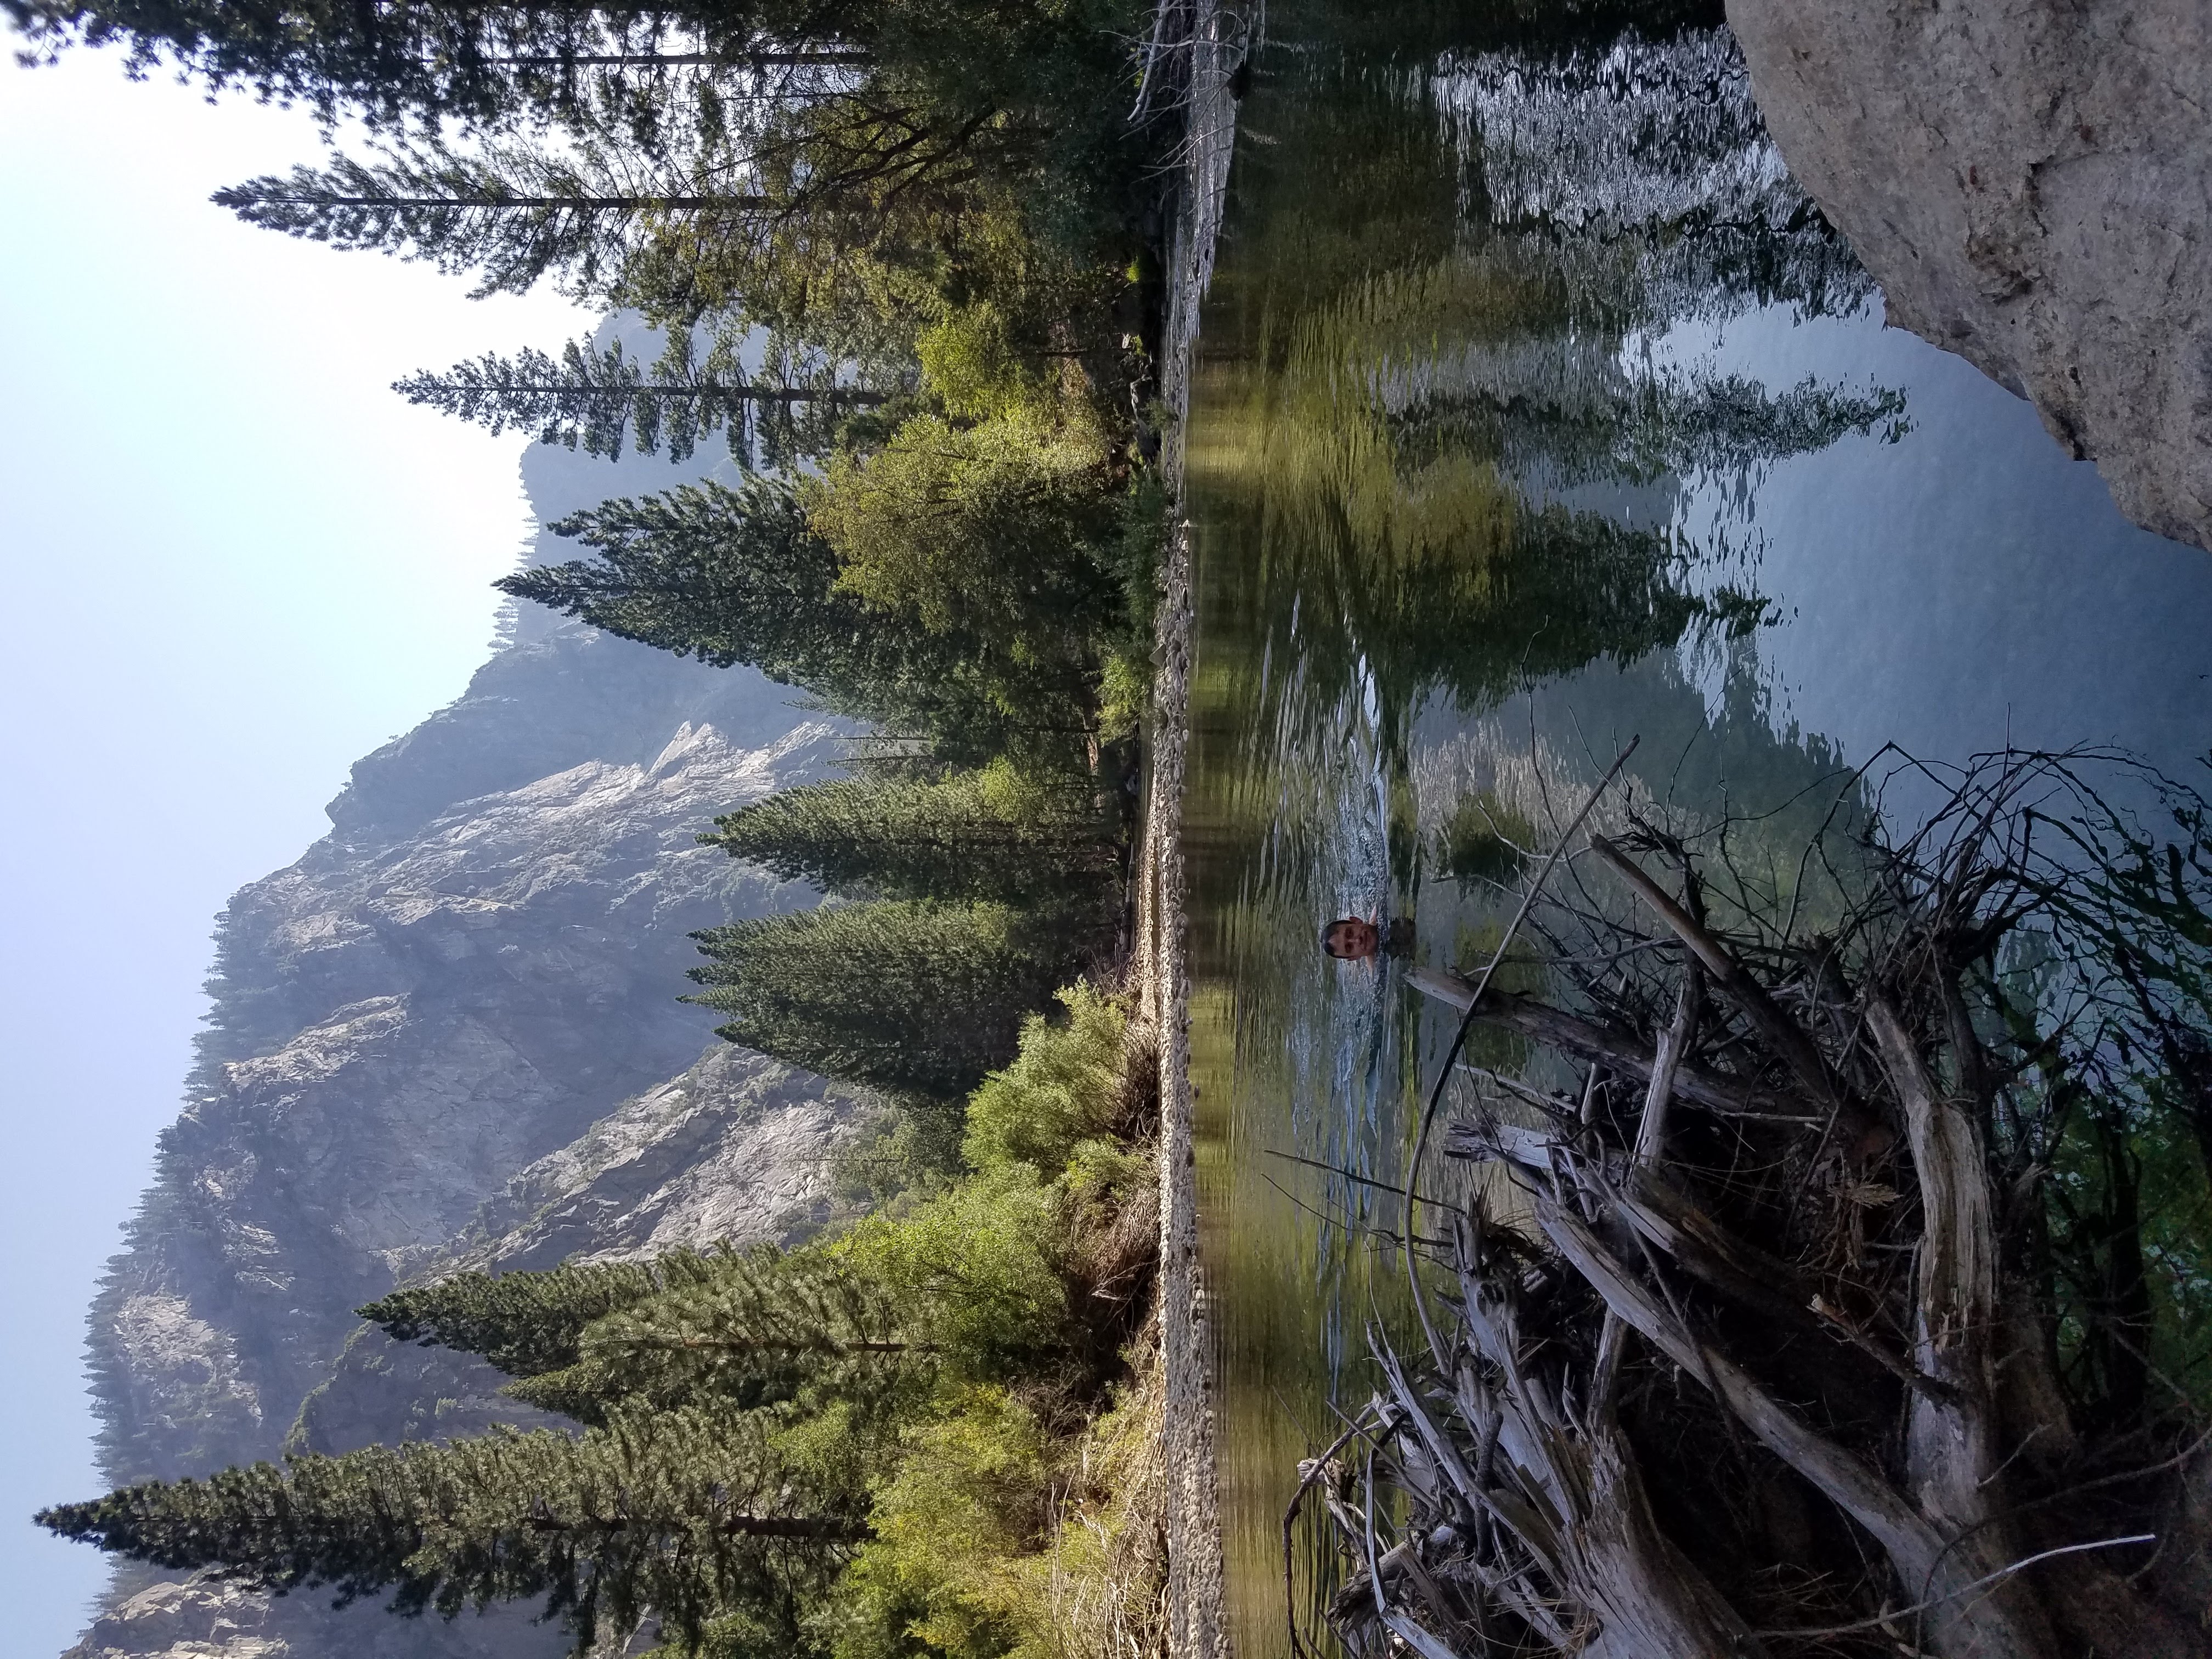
(1304, 752, 2212, 1659)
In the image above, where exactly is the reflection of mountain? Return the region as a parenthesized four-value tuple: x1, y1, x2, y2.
(1435, 27, 1869, 320)
(1442, 31, 1781, 231)
(68, 443, 863, 1659)
(1662, 304, 2212, 805)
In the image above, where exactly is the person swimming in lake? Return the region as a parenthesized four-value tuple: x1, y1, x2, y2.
(1321, 915, 1415, 961)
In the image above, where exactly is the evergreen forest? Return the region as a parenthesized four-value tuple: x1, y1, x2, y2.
(15, 0, 1183, 1648)
(44, 987, 1167, 1657)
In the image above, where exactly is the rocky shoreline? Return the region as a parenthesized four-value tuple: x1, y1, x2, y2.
(1133, 3, 1249, 1652)
(1136, 509, 1216, 1659)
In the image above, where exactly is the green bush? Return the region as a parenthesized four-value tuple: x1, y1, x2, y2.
(805, 409, 1118, 650)
(963, 985, 1130, 1176)
(915, 302, 1042, 424)
(833, 1166, 1068, 1378)
(826, 1385, 1053, 1659)
(688, 899, 1078, 1099)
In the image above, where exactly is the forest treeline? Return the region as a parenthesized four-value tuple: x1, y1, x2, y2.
(44, 986, 1169, 1658)
(16, 0, 1182, 1650)
(12, 0, 1175, 757)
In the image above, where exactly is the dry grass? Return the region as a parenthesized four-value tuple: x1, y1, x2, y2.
(1025, 1311, 1172, 1659)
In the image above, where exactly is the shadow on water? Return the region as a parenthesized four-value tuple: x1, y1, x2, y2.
(1180, 1, 2212, 1652)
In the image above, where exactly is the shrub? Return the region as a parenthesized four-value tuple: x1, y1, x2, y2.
(805, 409, 1118, 648)
(833, 1166, 1068, 1377)
(827, 1386, 1053, 1659)
(962, 985, 1130, 1176)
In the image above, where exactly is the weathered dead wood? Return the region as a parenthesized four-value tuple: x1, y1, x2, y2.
(1866, 990, 2062, 1656)
(1315, 754, 2212, 1659)
(1590, 836, 1892, 1156)
(1866, 993, 2002, 1507)
(1362, 1259, 1769, 1658)
(1451, 1119, 1948, 1403)
(1598, 968, 1697, 1395)
(1284, 1420, 1377, 1659)
(1991, 1274, 2080, 1472)
(1539, 1194, 2054, 1659)
(1633, 967, 1701, 1169)
(1407, 967, 1785, 1120)
(1562, 1432, 1770, 1659)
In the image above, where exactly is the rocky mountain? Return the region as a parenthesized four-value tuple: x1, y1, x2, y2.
(1726, 0, 2211, 552)
(66, 443, 867, 1659)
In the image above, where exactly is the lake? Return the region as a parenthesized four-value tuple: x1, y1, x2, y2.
(1176, 4, 2212, 1651)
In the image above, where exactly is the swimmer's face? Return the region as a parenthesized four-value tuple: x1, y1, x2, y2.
(1323, 918, 1379, 960)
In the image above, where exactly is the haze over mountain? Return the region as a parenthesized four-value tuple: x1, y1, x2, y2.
(66, 440, 866, 1659)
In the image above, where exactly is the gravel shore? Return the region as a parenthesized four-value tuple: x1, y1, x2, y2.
(1132, 5, 1250, 1652)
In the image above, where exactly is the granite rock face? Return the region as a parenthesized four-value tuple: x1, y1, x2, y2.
(63, 1573, 556, 1659)
(452, 1041, 862, 1276)
(290, 1044, 866, 1463)
(1726, 0, 2212, 551)
(66, 446, 866, 1658)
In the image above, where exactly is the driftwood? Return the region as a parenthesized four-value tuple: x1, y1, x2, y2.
(1297, 751, 2212, 1658)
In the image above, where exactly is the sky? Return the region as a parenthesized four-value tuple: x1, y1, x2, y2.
(0, 48, 581, 1652)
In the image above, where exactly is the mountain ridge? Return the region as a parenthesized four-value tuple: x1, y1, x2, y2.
(67, 444, 861, 1659)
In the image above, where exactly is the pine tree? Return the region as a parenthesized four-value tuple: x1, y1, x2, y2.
(37, 1404, 867, 1654)
(512, 1245, 932, 1423)
(704, 766, 1112, 904)
(499, 473, 872, 669)
(396, 331, 888, 466)
(494, 477, 1094, 759)
(357, 1254, 721, 1381)
(214, 138, 774, 299)
(358, 1247, 930, 1425)
(207, 71, 1031, 313)
(686, 899, 1080, 1098)
(2, 0, 872, 131)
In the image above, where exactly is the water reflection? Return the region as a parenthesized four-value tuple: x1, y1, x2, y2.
(1182, 5, 2212, 1653)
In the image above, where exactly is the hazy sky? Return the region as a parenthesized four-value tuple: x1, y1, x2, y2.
(0, 48, 580, 1652)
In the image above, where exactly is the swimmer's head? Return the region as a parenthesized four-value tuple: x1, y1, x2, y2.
(1321, 917, 1379, 960)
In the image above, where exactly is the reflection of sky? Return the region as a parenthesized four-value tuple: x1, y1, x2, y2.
(1208, 38, 2212, 1645)
(1662, 303, 2212, 791)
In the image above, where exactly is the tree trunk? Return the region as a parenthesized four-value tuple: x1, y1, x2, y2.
(1867, 991, 2062, 1658)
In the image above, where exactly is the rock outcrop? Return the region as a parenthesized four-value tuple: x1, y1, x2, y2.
(1726, 0, 2212, 551)
(63, 1573, 557, 1659)
(66, 445, 866, 1658)
(290, 1045, 866, 1462)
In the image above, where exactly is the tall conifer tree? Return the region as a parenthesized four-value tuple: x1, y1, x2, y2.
(358, 1254, 716, 1382)
(359, 1248, 927, 1425)
(396, 332, 887, 465)
(215, 140, 772, 298)
(705, 769, 1111, 903)
(2, 0, 867, 130)
(511, 1246, 930, 1422)
(686, 899, 1078, 1098)
(37, 1405, 867, 1653)
(495, 478, 1094, 758)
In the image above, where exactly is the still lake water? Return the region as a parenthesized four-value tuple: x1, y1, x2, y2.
(1177, 9, 2212, 1652)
